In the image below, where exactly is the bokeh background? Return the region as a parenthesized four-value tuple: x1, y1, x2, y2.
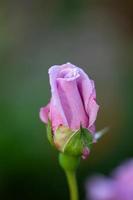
(0, 0, 133, 199)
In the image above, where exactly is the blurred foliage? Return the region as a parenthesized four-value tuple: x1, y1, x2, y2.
(0, 0, 133, 199)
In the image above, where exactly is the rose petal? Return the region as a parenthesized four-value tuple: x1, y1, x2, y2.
(86, 176, 117, 200)
(77, 68, 99, 129)
(57, 77, 89, 129)
(48, 65, 68, 131)
(87, 96, 99, 128)
(39, 103, 50, 123)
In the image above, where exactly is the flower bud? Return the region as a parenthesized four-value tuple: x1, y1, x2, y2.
(40, 63, 102, 159)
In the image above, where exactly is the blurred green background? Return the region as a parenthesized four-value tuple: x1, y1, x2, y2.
(0, 0, 133, 199)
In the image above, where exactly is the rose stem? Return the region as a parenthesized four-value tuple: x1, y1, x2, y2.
(59, 153, 80, 200)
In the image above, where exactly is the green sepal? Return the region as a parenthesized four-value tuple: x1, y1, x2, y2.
(80, 126, 93, 149)
(63, 129, 83, 156)
(54, 125, 74, 151)
(46, 120, 54, 146)
(54, 125, 93, 157)
(64, 126, 93, 156)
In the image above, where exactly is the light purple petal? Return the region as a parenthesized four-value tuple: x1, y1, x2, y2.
(48, 65, 68, 131)
(87, 96, 99, 128)
(112, 160, 133, 200)
(113, 160, 133, 181)
(77, 70, 95, 108)
(86, 176, 118, 200)
(57, 77, 89, 129)
(39, 103, 50, 123)
(86, 160, 133, 200)
(77, 68, 99, 129)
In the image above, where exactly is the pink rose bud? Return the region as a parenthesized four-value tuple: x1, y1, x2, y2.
(39, 63, 99, 158)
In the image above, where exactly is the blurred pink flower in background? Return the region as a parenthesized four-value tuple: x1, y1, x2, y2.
(86, 160, 133, 200)
(40, 62, 99, 133)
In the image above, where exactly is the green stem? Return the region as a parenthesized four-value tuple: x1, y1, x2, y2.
(65, 170, 79, 200)
(59, 153, 80, 200)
